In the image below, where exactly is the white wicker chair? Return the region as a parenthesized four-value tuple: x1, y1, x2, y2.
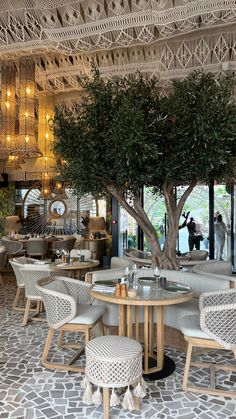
(181, 289, 236, 397)
(2, 237, 25, 262)
(36, 276, 105, 372)
(10, 256, 40, 310)
(20, 264, 55, 326)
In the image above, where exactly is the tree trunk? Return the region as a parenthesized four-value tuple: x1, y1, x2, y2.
(107, 181, 197, 270)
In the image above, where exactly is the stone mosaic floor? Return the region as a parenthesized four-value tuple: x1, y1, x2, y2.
(0, 274, 235, 419)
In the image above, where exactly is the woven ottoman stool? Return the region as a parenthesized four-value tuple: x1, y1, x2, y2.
(82, 335, 147, 418)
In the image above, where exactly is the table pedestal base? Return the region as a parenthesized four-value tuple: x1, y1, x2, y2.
(143, 355, 175, 381)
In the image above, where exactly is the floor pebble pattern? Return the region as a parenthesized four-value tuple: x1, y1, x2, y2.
(0, 274, 235, 419)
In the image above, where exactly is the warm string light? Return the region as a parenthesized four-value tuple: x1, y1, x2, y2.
(0, 61, 16, 159)
(10, 57, 41, 158)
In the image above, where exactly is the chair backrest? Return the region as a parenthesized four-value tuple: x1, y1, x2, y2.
(124, 248, 152, 267)
(36, 276, 90, 328)
(20, 265, 54, 299)
(199, 289, 236, 349)
(193, 260, 232, 276)
(70, 248, 92, 259)
(52, 238, 76, 252)
(1, 237, 23, 254)
(110, 257, 134, 269)
(26, 239, 48, 256)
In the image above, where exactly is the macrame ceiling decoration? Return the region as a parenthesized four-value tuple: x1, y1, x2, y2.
(0, 0, 234, 95)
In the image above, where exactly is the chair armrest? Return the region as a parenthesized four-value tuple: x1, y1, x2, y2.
(200, 302, 236, 349)
(199, 289, 236, 310)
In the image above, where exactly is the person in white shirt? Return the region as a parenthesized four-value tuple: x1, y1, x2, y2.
(214, 214, 230, 261)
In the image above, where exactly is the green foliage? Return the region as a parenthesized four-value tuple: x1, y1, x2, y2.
(0, 184, 15, 236)
(54, 70, 236, 199)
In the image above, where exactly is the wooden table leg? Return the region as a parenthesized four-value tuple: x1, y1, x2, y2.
(135, 306, 139, 341)
(156, 306, 164, 370)
(143, 306, 149, 373)
(149, 306, 154, 356)
(127, 305, 133, 338)
(119, 305, 126, 336)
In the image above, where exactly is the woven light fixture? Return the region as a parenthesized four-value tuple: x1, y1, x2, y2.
(29, 92, 57, 193)
(5, 155, 22, 170)
(11, 57, 42, 158)
(0, 62, 16, 158)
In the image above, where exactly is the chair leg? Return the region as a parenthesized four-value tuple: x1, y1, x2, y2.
(41, 327, 55, 368)
(57, 330, 65, 349)
(0, 274, 3, 286)
(13, 287, 24, 311)
(22, 299, 31, 326)
(99, 318, 105, 336)
(85, 328, 90, 345)
(183, 341, 193, 391)
(41, 327, 85, 372)
(103, 388, 110, 419)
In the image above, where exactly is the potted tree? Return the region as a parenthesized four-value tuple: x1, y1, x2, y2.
(53, 70, 236, 269)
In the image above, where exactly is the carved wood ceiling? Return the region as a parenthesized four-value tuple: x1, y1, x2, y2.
(0, 0, 235, 92)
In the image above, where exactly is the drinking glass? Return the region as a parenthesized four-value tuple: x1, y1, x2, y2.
(154, 267, 161, 288)
(132, 263, 139, 284)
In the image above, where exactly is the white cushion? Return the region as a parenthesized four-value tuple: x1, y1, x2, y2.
(164, 298, 199, 330)
(0, 245, 6, 253)
(181, 314, 209, 339)
(69, 304, 105, 325)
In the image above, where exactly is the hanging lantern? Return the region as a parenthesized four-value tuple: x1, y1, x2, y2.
(11, 57, 42, 158)
(0, 61, 16, 158)
(28, 92, 56, 185)
(53, 180, 69, 200)
(5, 155, 22, 170)
(40, 172, 53, 200)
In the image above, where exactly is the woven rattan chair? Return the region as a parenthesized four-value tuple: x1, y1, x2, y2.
(36, 275, 105, 372)
(52, 237, 76, 253)
(25, 239, 48, 259)
(2, 237, 25, 261)
(181, 289, 236, 397)
(0, 247, 7, 286)
(10, 257, 39, 310)
(20, 264, 55, 326)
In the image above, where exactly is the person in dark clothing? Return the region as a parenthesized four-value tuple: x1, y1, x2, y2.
(187, 217, 201, 251)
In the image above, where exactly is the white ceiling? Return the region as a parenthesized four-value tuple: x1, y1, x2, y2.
(0, 0, 235, 93)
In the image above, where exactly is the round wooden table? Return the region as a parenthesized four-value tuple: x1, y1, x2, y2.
(91, 282, 193, 377)
(54, 260, 99, 279)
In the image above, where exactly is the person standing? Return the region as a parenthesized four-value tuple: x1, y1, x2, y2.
(214, 214, 230, 261)
(187, 217, 201, 251)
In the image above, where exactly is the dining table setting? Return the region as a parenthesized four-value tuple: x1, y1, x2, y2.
(91, 271, 193, 380)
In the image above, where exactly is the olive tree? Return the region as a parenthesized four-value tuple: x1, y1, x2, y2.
(53, 70, 236, 269)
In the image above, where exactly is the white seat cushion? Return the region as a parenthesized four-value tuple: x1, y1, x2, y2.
(164, 298, 199, 330)
(181, 314, 209, 339)
(0, 245, 6, 253)
(69, 304, 105, 325)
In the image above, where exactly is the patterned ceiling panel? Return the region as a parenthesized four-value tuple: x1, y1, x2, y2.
(0, 0, 235, 92)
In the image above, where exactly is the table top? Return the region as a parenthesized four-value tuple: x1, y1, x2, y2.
(91, 281, 193, 306)
(54, 260, 99, 271)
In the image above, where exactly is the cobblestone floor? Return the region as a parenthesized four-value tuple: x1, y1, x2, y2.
(0, 274, 235, 419)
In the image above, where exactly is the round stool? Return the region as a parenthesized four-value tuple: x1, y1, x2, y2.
(82, 335, 147, 418)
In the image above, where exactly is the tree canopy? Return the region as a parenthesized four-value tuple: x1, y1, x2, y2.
(53, 69, 236, 268)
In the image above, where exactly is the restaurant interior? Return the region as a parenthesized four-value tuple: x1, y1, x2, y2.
(0, 1, 236, 419)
